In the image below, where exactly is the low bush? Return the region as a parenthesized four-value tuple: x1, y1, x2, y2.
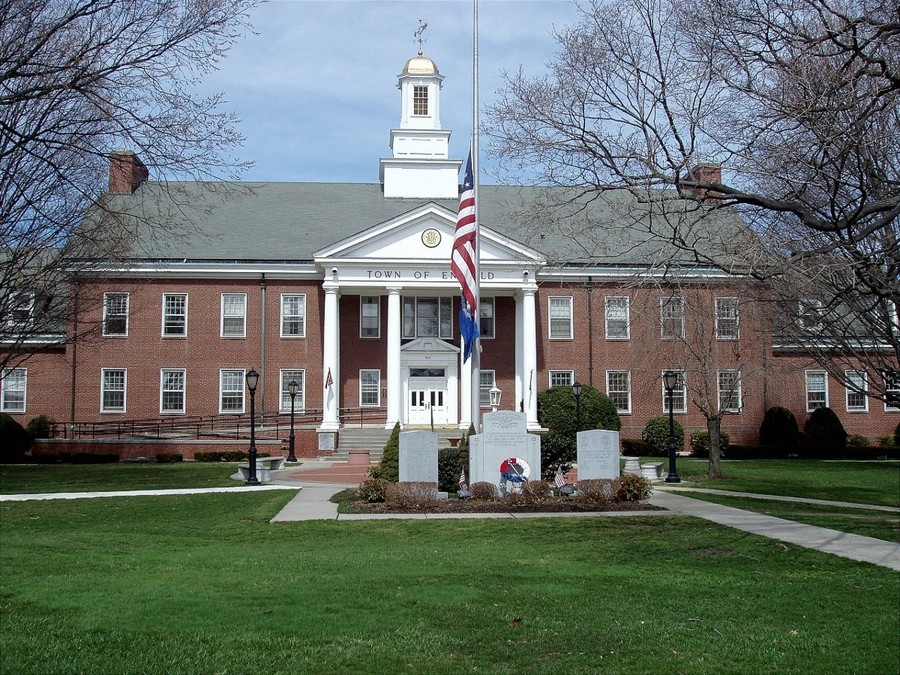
(642, 417, 684, 457)
(26, 415, 55, 439)
(847, 435, 869, 448)
(470, 481, 499, 501)
(877, 434, 893, 448)
(194, 451, 223, 462)
(357, 477, 389, 503)
(513, 480, 552, 504)
(0, 413, 31, 462)
(221, 450, 246, 462)
(614, 473, 653, 502)
(71, 453, 119, 464)
(690, 429, 730, 458)
(726, 444, 792, 459)
(387, 482, 438, 509)
(621, 438, 652, 456)
(155, 452, 183, 463)
(574, 479, 616, 506)
(895, 421, 900, 446)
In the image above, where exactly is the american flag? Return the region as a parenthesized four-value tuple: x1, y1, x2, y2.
(554, 465, 566, 489)
(452, 151, 479, 362)
(324, 368, 333, 389)
(459, 468, 467, 490)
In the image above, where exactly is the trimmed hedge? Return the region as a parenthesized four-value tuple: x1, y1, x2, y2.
(194, 450, 247, 462)
(621, 438, 652, 456)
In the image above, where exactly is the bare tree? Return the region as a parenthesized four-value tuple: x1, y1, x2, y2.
(0, 0, 257, 370)
(487, 0, 899, 403)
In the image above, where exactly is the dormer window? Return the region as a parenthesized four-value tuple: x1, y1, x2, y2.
(413, 85, 428, 115)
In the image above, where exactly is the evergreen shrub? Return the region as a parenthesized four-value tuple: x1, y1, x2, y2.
(621, 438, 652, 456)
(438, 447, 465, 493)
(895, 421, 900, 446)
(690, 429, 730, 458)
(642, 416, 684, 457)
(0, 413, 31, 462)
(155, 452, 183, 463)
(26, 415, 55, 439)
(71, 453, 119, 463)
(802, 407, 847, 457)
(369, 422, 400, 482)
(759, 406, 800, 448)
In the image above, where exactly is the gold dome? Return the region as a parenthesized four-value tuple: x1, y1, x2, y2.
(403, 52, 439, 76)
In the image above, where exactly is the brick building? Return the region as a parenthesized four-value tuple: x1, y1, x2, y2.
(3, 51, 897, 451)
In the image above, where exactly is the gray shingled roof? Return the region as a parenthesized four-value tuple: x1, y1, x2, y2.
(94, 180, 751, 267)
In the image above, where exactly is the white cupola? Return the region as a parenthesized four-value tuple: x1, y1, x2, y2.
(380, 50, 462, 199)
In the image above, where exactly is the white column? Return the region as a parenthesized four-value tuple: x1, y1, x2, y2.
(319, 282, 341, 431)
(515, 291, 524, 413)
(522, 284, 539, 429)
(385, 287, 402, 429)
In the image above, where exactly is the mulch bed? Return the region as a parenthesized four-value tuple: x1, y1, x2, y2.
(344, 498, 664, 515)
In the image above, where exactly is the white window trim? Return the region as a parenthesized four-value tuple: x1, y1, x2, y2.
(661, 370, 688, 414)
(549, 370, 574, 388)
(606, 369, 632, 414)
(402, 296, 453, 339)
(360, 296, 381, 339)
(161, 293, 188, 338)
(7, 292, 34, 328)
(715, 297, 739, 340)
(844, 370, 868, 413)
(159, 368, 186, 414)
(220, 293, 247, 339)
(660, 296, 685, 340)
(884, 371, 900, 412)
(805, 370, 829, 412)
(1, 368, 27, 413)
(718, 370, 742, 413)
(100, 368, 127, 413)
(359, 369, 381, 407)
(102, 292, 129, 337)
(219, 369, 246, 414)
(549, 296, 574, 340)
(280, 293, 307, 338)
(479, 297, 495, 339)
(279, 369, 306, 413)
(480, 369, 496, 407)
(605, 296, 630, 340)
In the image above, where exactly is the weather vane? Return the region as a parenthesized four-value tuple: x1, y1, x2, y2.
(414, 18, 428, 55)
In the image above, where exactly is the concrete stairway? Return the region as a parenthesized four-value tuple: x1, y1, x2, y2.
(334, 426, 468, 464)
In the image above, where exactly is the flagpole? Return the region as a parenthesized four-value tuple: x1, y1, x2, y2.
(471, 0, 482, 432)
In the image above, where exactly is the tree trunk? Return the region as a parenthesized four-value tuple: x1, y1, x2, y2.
(707, 417, 724, 478)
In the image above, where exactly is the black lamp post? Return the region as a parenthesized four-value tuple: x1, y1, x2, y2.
(662, 370, 681, 484)
(287, 379, 299, 462)
(572, 381, 583, 432)
(245, 369, 260, 485)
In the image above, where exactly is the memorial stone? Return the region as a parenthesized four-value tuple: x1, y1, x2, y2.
(399, 430, 438, 484)
(469, 411, 541, 491)
(576, 430, 620, 480)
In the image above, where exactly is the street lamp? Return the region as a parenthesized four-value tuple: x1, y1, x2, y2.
(245, 369, 260, 485)
(572, 381, 583, 432)
(286, 379, 299, 462)
(489, 385, 502, 412)
(662, 370, 681, 484)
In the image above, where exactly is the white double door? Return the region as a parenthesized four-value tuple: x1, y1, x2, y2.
(407, 373, 447, 425)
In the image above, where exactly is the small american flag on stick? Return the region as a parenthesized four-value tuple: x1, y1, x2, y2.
(554, 465, 566, 489)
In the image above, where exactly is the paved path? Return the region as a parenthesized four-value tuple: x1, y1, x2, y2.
(658, 486, 900, 512)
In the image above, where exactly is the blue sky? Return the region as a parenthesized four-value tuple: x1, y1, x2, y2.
(202, 0, 580, 183)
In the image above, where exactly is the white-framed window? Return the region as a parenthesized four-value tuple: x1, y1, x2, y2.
(805, 370, 828, 411)
(718, 370, 742, 412)
(360, 296, 380, 339)
(605, 296, 630, 340)
(160, 369, 186, 414)
(402, 297, 452, 339)
(281, 294, 306, 338)
(799, 299, 824, 330)
(549, 296, 573, 340)
(662, 370, 688, 414)
(660, 296, 685, 339)
(884, 370, 900, 412)
(845, 370, 868, 412)
(480, 370, 496, 407)
(359, 369, 381, 407)
(715, 297, 739, 340)
(1, 368, 26, 412)
(606, 370, 632, 414)
(220, 369, 245, 413)
(221, 293, 247, 338)
(101, 369, 126, 413)
(280, 370, 305, 412)
(102, 292, 129, 337)
(162, 293, 187, 337)
(479, 297, 495, 339)
(413, 84, 429, 115)
(549, 370, 574, 388)
(6, 291, 34, 328)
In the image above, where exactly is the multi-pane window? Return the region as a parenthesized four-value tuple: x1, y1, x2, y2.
(715, 297, 739, 340)
(101, 369, 126, 412)
(605, 296, 630, 339)
(1, 368, 26, 412)
(403, 297, 452, 339)
(480, 370, 496, 407)
(360, 296, 380, 338)
(479, 298, 495, 338)
(160, 369, 185, 413)
(799, 300, 824, 330)
(220, 369, 245, 413)
(280, 370, 305, 412)
(281, 294, 306, 337)
(660, 297, 685, 339)
(221, 293, 246, 338)
(549, 296, 573, 339)
(413, 85, 428, 115)
(162, 293, 187, 337)
(805, 370, 828, 411)
(662, 370, 687, 413)
(103, 293, 129, 336)
(606, 370, 631, 413)
(845, 371, 868, 412)
(884, 371, 900, 411)
(550, 370, 574, 388)
(7, 292, 33, 327)
(718, 370, 742, 412)
(360, 369, 381, 407)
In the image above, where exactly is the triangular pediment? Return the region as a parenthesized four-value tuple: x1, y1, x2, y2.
(401, 336, 460, 354)
(314, 203, 543, 264)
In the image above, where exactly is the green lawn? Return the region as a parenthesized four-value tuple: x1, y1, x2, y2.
(1, 491, 898, 674)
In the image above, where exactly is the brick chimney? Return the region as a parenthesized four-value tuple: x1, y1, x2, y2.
(685, 162, 722, 202)
(108, 150, 149, 193)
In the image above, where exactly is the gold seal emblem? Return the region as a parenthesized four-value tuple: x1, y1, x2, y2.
(421, 228, 441, 248)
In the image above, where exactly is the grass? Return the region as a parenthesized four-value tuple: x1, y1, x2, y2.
(1, 491, 898, 674)
(669, 458, 900, 507)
